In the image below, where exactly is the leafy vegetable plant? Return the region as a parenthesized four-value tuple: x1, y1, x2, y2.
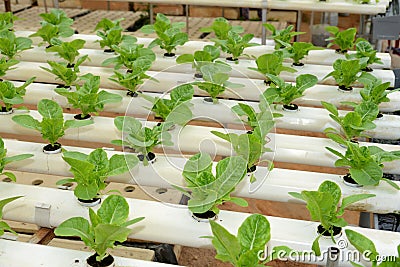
(179, 154, 248, 215)
(346, 40, 383, 71)
(325, 26, 357, 53)
(0, 57, 18, 77)
(324, 58, 368, 90)
(289, 180, 375, 255)
(345, 229, 400, 267)
(326, 140, 400, 189)
(0, 12, 19, 32)
(46, 39, 88, 67)
(55, 74, 122, 119)
(201, 17, 244, 41)
(206, 214, 294, 267)
(283, 41, 322, 66)
(58, 148, 138, 201)
(142, 83, 194, 125)
(11, 99, 94, 151)
(263, 73, 318, 110)
(112, 116, 174, 165)
(30, 9, 74, 47)
(0, 77, 35, 112)
(0, 137, 33, 182)
(0, 30, 32, 60)
(358, 77, 398, 107)
(0, 196, 23, 236)
(263, 23, 304, 50)
(95, 18, 136, 52)
(55, 195, 144, 264)
(248, 51, 296, 84)
(322, 101, 378, 141)
(141, 13, 188, 56)
(192, 62, 244, 103)
(41, 58, 87, 88)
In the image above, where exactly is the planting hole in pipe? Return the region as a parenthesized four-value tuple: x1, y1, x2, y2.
(282, 103, 299, 112)
(124, 186, 135, 192)
(32, 179, 43, 186)
(337, 85, 353, 93)
(87, 253, 115, 267)
(343, 173, 363, 188)
(138, 152, 156, 164)
(0, 107, 13, 115)
(317, 225, 342, 238)
(77, 197, 101, 207)
(43, 143, 62, 154)
(57, 182, 73, 190)
(156, 188, 168, 194)
(192, 210, 217, 223)
(2, 177, 12, 182)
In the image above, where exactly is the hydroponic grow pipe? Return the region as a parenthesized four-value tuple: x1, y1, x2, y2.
(4, 139, 399, 214)
(15, 31, 391, 69)
(13, 80, 400, 140)
(1, 182, 399, 267)
(2, 111, 400, 174)
(0, 239, 178, 267)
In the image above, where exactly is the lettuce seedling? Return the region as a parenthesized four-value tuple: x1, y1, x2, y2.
(289, 180, 375, 255)
(201, 17, 244, 41)
(0, 30, 32, 60)
(346, 40, 383, 71)
(0, 196, 23, 236)
(179, 154, 248, 214)
(142, 83, 194, 125)
(102, 41, 155, 71)
(55, 74, 122, 119)
(0, 57, 18, 77)
(358, 76, 398, 106)
(55, 195, 144, 263)
(141, 13, 188, 56)
(263, 23, 305, 50)
(322, 101, 378, 141)
(326, 140, 400, 190)
(282, 41, 322, 66)
(0, 12, 19, 32)
(112, 116, 174, 166)
(41, 57, 87, 88)
(325, 26, 357, 53)
(0, 77, 35, 112)
(46, 39, 88, 67)
(345, 229, 400, 267)
(30, 9, 74, 47)
(206, 214, 295, 267)
(192, 62, 244, 103)
(95, 18, 136, 52)
(0, 137, 33, 182)
(12, 99, 94, 150)
(176, 45, 224, 77)
(58, 148, 138, 200)
(324, 58, 368, 90)
(263, 73, 318, 110)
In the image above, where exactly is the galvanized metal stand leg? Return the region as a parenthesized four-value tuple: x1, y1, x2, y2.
(53, 0, 59, 9)
(360, 14, 366, 38)
(326, 247, 340, 267)
(107, 0, 110, 11)
(296, 11, 302, 42)
(4, 0, 11, 12)
(261, 0, 268, 45)
(359, 212, 371, 228)
(310, 11, 314, 42)
(149, 4, 154, 24)
(185, 4, 189, 35)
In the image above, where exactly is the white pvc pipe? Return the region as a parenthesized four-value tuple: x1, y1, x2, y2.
(12, 80, 400, 139)
(15, 31, 391, 69)
(1, 182, 399, 267)
(4, 139, 399, 214)
(0, 239, 177, 267)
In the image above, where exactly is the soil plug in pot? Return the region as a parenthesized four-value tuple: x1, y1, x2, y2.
(11, 99, 94, 154)
(289, 180, 375, 255)
(112, 116, 174, 166)
(55, 195, 144, 267)
(58, 148, 139, 206)
(177, 154, 249, 222)
(0, 77, 35, 115)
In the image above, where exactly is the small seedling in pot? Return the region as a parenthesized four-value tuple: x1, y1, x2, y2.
(192, 62, 244, 104)
(55, 195, 144, 267)
(46, 39, 89, 68)
(141, 13, 188, 57)
(263, 23, 305, 50)
(345, 229, 400, 267)
(0, 30, 32, 60)
(346, 39, 383, 72)
(177, 154, 248, 219)
(0, 136, 33, 182)
(41, 58, 87, 89)
(325, 138, 400, 190)
(11, 99, 94, 153)
(201, 17, 244, 41)
(248, 51, 296, 85)
(142, 83, 194, 126)
(322, 101, 378, 142)
(30, 9, 75, 47)
(0, 77, 35, 114)
(206, 214, 295, 267)
(325, 26, 357, 54)
(0, 57, 18, 77)
(176, 45, 225, 78)
(263, 73, 318, 111)
(289, 180, 375, 256)
(112, 116, 174, 166)
(95, 18, 136, 53)
(0, 12, 19, 32)
(58, 148, 138, 204)
(55, 73, 122, 120)
(281, 41, 323, 67)
(324, 58, 369, 91)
